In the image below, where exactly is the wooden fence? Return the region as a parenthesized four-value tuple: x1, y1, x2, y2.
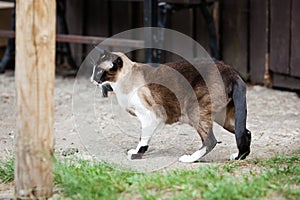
(269, 0, 300, 89)
(63, 0, 299, 90)
(1, 0, 299, 90)
(250, 0, 300, 90)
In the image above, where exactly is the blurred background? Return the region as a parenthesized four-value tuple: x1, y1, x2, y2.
(0, 0, 299, 90)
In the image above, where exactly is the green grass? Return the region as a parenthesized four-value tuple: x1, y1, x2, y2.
(1, 152, 300, 199)
(0, 156, 14, 183)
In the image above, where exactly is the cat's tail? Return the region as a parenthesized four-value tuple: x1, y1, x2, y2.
(232, 77, 251, 159)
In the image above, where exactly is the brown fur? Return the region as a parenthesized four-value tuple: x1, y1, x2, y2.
(104, 59, 236, 133)
(136, 61, 238, 148)
(92, 51, 251, 161)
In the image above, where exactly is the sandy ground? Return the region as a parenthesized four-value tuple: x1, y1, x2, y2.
(1, 70, 300, 173)
(1, 69, 300, 198)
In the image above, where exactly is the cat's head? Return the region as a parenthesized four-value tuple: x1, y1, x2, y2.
(90, 49, 124, 84)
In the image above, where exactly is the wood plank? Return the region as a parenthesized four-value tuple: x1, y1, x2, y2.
(290, 0, 300, 78)
(272, 73, 300, 90)
(55, 34, 145, 48)
(14, 0, 55, 198)
(0, 29, 14, 38)
(0, 30, 145, 48)
(249, 0, 268, 84)
(269, 0, 291, 75)
(220, 0, 249, 79)
(0, 1, 14, 9)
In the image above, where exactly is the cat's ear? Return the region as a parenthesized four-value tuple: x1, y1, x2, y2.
(102, 50, 112, 61)
(94, 46, 112, 63)
(111, 56, 123, 71)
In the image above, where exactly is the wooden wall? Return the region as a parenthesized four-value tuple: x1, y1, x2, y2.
(249, 0, 268, 84)
(220, 0, 249, 79)
(270, 0, 300, 90)
(64, 0, 300, 90)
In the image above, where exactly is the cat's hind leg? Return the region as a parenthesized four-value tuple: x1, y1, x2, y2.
(179, 123, 217, 163)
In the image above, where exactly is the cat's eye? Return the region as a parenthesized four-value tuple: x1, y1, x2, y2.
(117, 57, 122, 64)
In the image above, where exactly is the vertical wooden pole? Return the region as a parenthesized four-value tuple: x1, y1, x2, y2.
(14, 0, 56, 198)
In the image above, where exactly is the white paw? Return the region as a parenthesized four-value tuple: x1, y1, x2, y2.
(179, 155, 197, 163)
(127, 149, 138, 155)
(230, 152, 239, 160)
(179, 148, 207, 163)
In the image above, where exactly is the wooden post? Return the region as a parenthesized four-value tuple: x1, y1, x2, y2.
(14, 0, 56, 198)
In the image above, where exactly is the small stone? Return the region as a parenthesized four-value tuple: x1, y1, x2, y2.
(61, 148, 79, 156)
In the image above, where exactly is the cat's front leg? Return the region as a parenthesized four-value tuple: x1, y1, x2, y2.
(127, 135, 151, 159)
(127, 108, 163, 160)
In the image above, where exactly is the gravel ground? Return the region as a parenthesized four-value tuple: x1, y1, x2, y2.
(1, 69, 300, 198)
(1, 70, 300, 172)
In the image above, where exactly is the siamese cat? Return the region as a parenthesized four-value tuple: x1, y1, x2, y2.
(90, 49, 251, 163)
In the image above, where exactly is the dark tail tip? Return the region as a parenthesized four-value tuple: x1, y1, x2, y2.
(236, 129, 251, 160)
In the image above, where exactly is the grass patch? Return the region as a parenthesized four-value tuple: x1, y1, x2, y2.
(0, 156, 14, 183)
(53, 152, 300, 200)
(1, 151, 300, 199)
